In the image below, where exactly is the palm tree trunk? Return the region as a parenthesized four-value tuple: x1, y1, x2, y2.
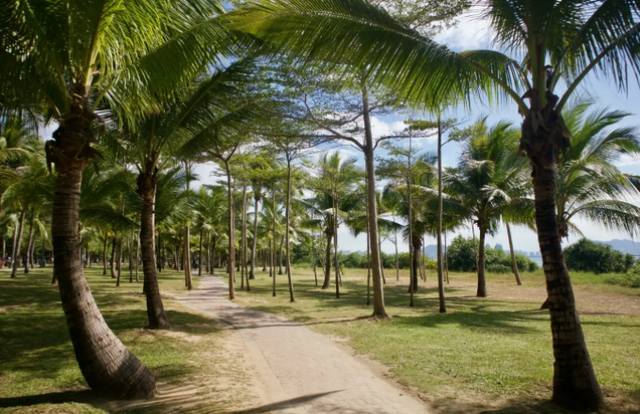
(198, 228, 203, 277)
(11, 209, 26, 279)
(206, 233, 210, 274)
(110, 236, 117, 278)
(242, 181, 250, 292)
(250, 196, 260, 280)
(278, 235, 283, 275)
(322, 230, 332, 289)
(1, 227, 6, 268)
(362, 83, 388, 318)
(116, 238, 123, 287)
(135, 231, 140, 283)
(24, 214, 34, 274)
(102, 234, 108, 275)
(366, 218, 371, 306)
(394, 226, 399, 281)
(312, 234, 318, 286)
(506, 222, 523, 285)
(225, 161, 235, 300)
(50, 136, 154, 398)
(332, 185, 340, 299)
(284, 157, 295, 302)
(211, 235, 217, 275)
(10, 223, 17, 269)
(530, 149, 602, 408)
(437, 114, 446, 313)
(477, 227, 487, 297)
(138, 176, 170, 329)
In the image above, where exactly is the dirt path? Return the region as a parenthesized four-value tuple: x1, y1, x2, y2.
(180, 275, 431, 414)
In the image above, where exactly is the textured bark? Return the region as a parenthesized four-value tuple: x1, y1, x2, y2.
(506, 222, 523, 285)
(528, 132, 603, 408)
(241, 182, 250, 291)
(11, 210, 25, 279)
(362, 85, 388, 318)
(116, 238, 122, 287)
(477, 228, 487, 297)
(332, 188, 340, 299)
(137, 173, 170, 330)
(284, 158, 295, 302)
(48, 118, 154, 397)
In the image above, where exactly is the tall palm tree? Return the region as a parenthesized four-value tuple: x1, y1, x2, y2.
(444, 122, 530, 297)
(232, 1, 640, 406)
(1, 0, 243, 397)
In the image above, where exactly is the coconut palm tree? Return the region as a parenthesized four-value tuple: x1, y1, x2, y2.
(232, 1, 640, 406)
(1, 0, 249, 397)
(444, 121, 530, 297)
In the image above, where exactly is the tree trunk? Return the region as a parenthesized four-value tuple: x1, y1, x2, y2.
(332, 186, 340, 299)
(477, 228, 487, 297)
(49, 132, 154, 398)
(198, 228, 203, 277)
(250, 194, 260, 280)
(278, 235, 283, 275)
(135, 231, 140, 283)
(284, 157, 295, 302)
(211, 236, 217, 275)
(10, 223, 17, 269)
(312, 234, 318, 286)
(411, 240, 421, 295)
(506, 222, 523, 285)
(102, 234, 108, 275)
(529, 143, 603, 408)
(24, 215, 34, 274)
(366, 217, 371, 306)
(137, 174, 170, 329)
(110, 236, 117, 278)
(116, 238, 122, 287)
(226, 162, 235, 300)
(240, 182, 247, 290)
(437, 114, 447, 313)
(11, 209, 26, 279)
(41, 237, 46, 268)
(362, 84, 388, 318)
(322, 229, 332, 289)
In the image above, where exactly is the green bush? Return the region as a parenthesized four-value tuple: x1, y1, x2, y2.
(564, 238, 636, 274)
(447, 235, 538, 273)
(605, 269, 640, 288)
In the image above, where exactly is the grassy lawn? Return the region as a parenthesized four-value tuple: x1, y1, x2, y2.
(231, 267, 640, 414)
(0, 266, 253, 414)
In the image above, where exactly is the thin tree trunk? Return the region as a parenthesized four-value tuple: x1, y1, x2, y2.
(110, 236, 117, 278)
(116, 238, 122, 287)
(366, 217, 371, 306)
(362, 83, 388, 318)
(530, 148, 602, 408)
(407, 134, 415, 306)
(24, 214, 34, 274)
(135, 231, 140, 283)
(41, 237, 46, 268)
(10, 222, 18, 271)
(278, 235, 283, 275)
(284, 157, 295, 302)
(437, 113, 446, 313)
(50, 143, 154, 398)
(250, 194, 260, 280)
(477, 228, 487, 297)
(226, 161, 235, 300)
(198, 228, 203, 277)
(138, 174, 170, 329)
(322, 230, 332, 289)
(129, 233, 133, 283)
(11, 210, 26, 279)
(211, 236, 217, 275)
(312, 233, 318, 286)
(102, 234, 108, 275)
(332, 184, 340, 299)
(240, 182, 247, 290)
(242, 181, 250, 291)
(205, 232, 210, 274)
(272, 185, 277, 296)
(506, 222, 523, 285)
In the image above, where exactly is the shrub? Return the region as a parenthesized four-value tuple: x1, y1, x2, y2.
(564, 238, 635, 274)
(605, 268, 640, 288)
(447, 235, 538, 273)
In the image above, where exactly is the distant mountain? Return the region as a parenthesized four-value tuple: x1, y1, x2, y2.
(596, 239, 640, 255)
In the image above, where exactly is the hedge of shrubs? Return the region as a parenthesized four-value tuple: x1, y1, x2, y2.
(446, 235, 539, 273)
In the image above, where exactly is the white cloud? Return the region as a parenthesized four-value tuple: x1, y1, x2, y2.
(614, 154, 640, 167)
(434, 9, 493, 51)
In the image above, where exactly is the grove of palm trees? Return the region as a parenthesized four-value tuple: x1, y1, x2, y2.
(2, 1, 640, 413)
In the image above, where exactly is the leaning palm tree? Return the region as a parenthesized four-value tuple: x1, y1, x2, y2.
(1, 0, 244, 398)
(232, 0, 640, 406)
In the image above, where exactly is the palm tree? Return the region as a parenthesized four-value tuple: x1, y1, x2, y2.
(444, 121, 530, 297)
(303, 152, 361, 293)
(1, 0, 247, 398)
(232, 1, 640, 406)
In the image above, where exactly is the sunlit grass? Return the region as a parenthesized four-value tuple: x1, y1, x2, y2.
(232, 267, 640, 413)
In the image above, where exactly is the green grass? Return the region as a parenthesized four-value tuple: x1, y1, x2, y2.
(0, 266, 252, 414)
(233, 267, 640, 413)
